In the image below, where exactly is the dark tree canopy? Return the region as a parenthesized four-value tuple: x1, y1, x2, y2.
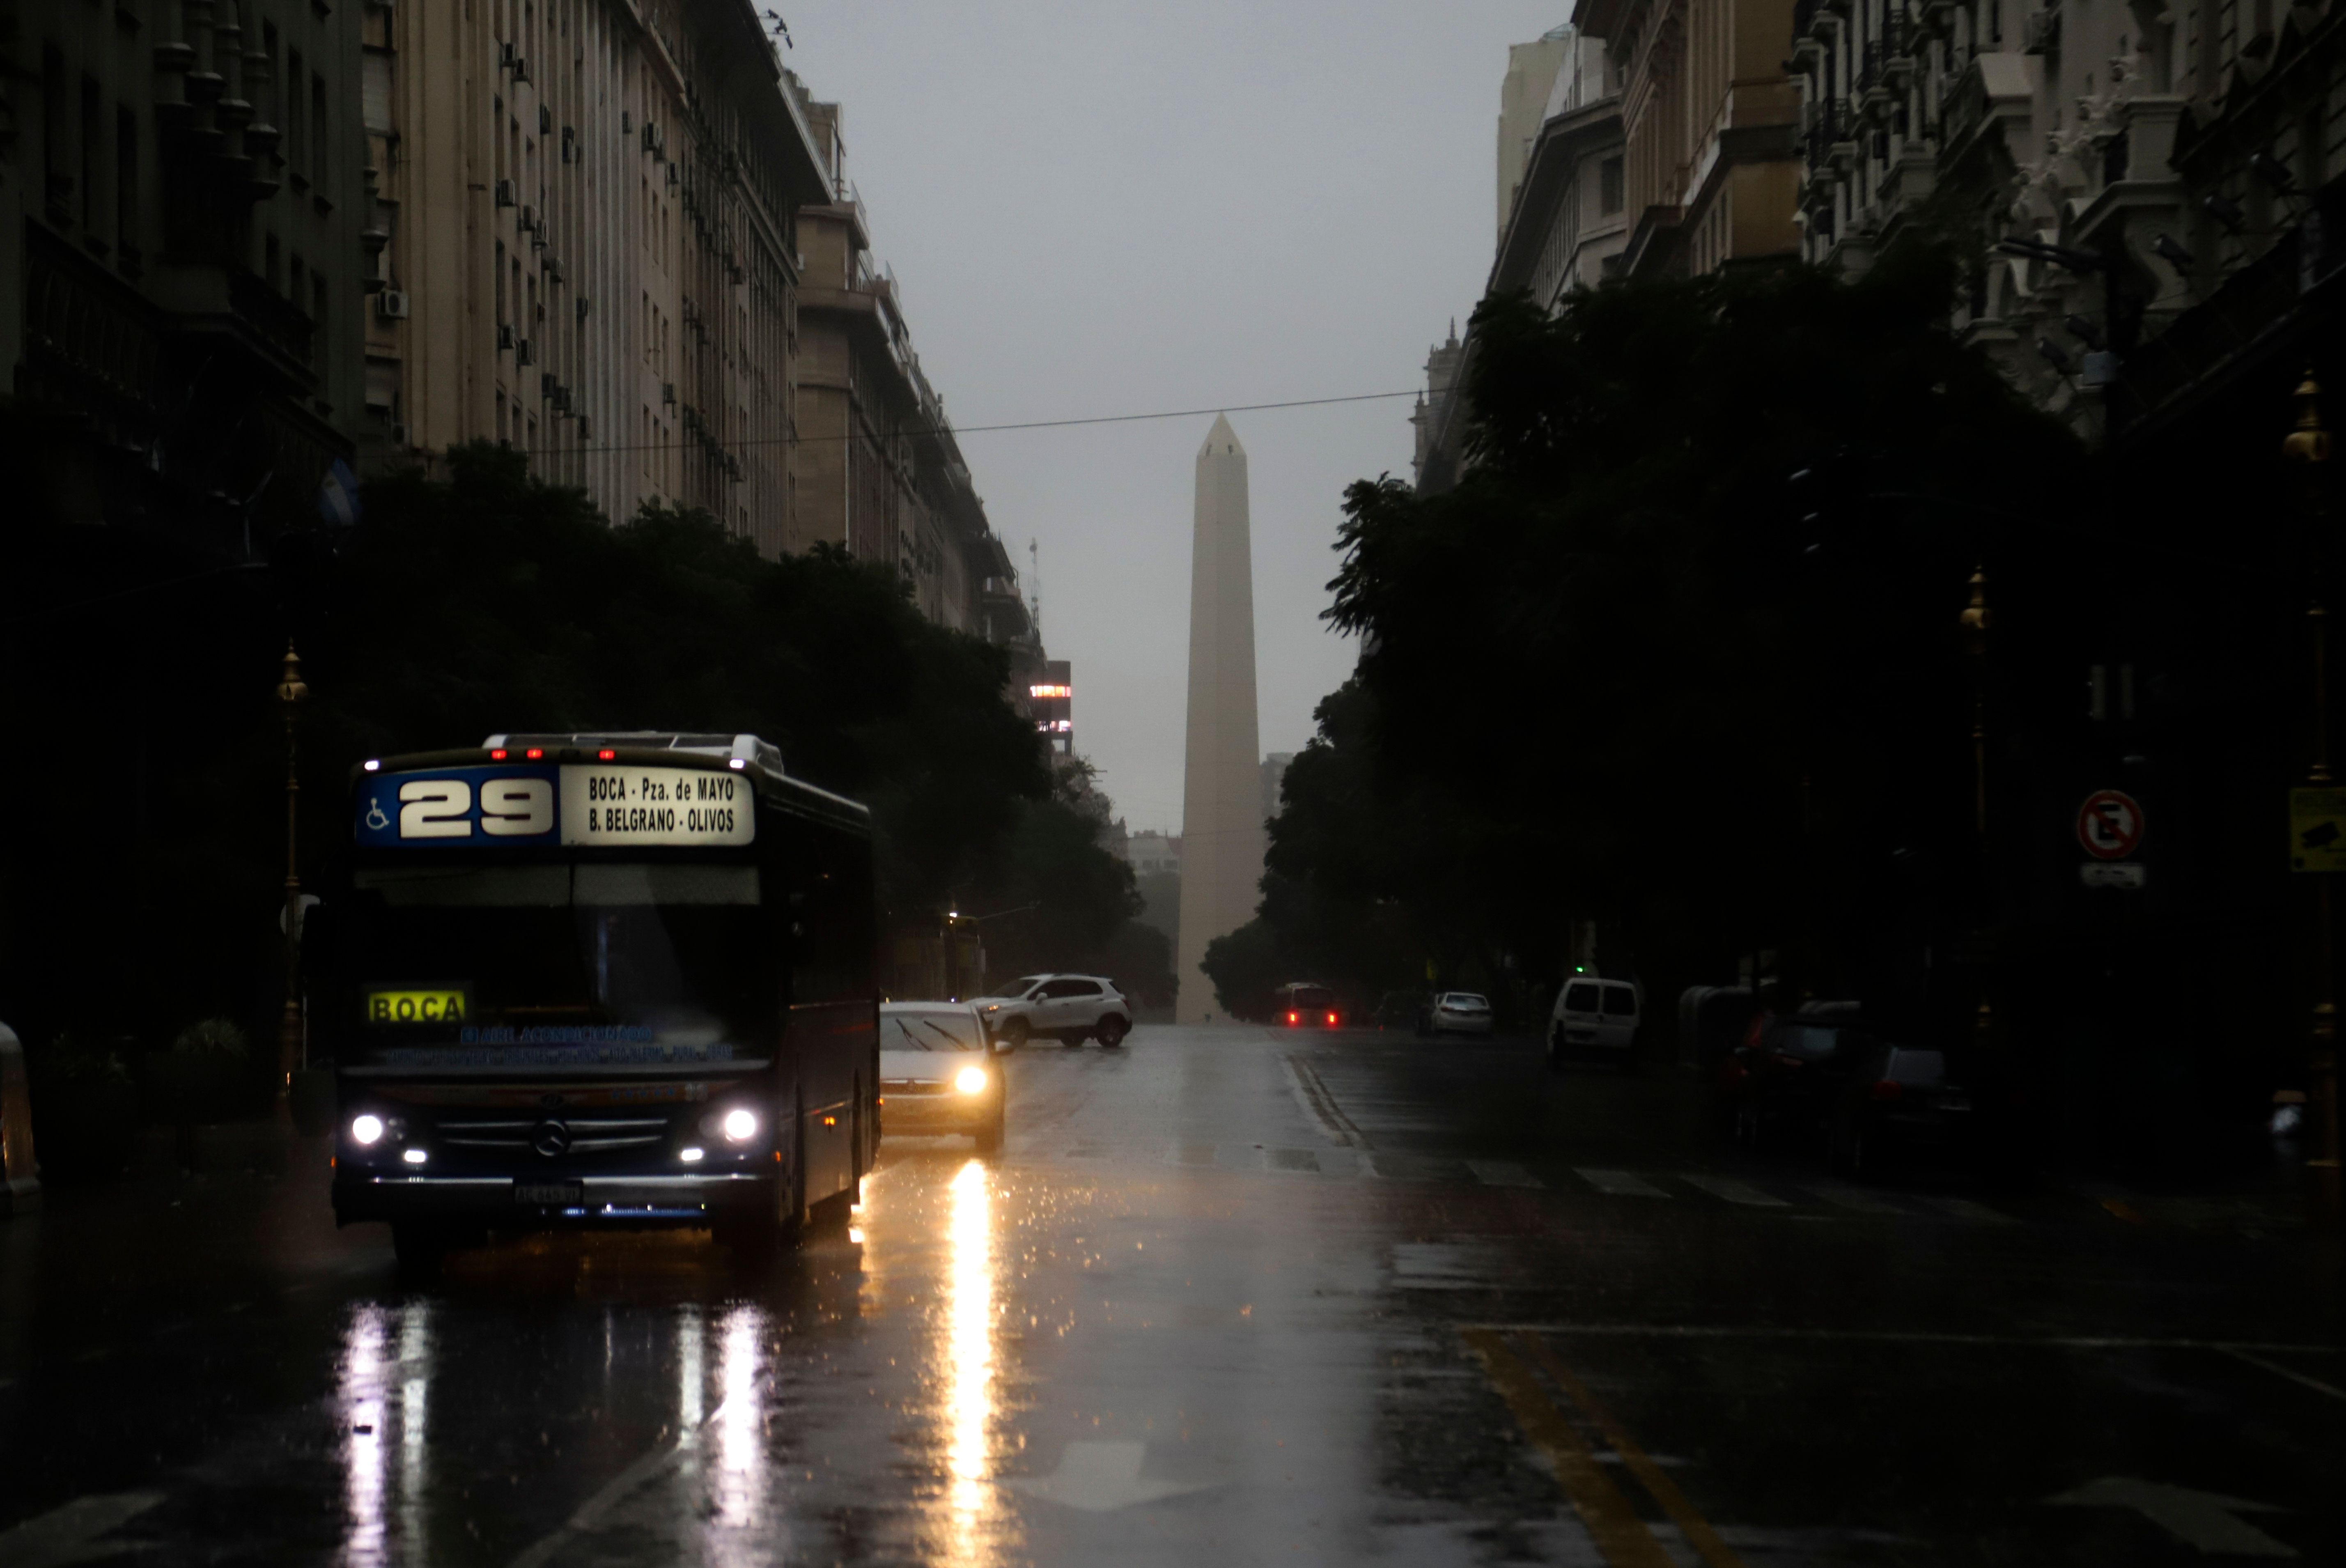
(1209, 252, 2089, 1027)
(0, 444, 1163, 1054)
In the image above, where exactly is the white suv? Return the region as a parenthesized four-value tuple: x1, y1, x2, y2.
(973, 974, 1132, 1051)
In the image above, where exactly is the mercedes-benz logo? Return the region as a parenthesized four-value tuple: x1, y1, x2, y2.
(530, 1120, 572, 1158)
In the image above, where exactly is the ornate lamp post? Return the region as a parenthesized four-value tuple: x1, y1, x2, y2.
(275, 643, 309, 1099)
(2284, 373, 2342, 1226)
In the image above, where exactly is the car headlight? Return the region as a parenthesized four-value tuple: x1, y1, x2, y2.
(349, 1113, 386, 1146)
(721, 1107, 759, 1143)
(955, 1066, 988, 1095)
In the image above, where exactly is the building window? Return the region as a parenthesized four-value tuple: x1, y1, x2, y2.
(1599, 156, 1625, 216)
(44, 47, 69, 223)
(81, 76, 102, 236)
(116, 105, 139, 264)
(312, 72, 329, 189)
(287, 50, 305, 172)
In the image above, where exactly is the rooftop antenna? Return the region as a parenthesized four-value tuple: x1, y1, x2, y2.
(1028, 538, 1042, 635)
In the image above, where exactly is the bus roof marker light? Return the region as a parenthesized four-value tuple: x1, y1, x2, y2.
(727, 758, 746, 769)
(524, 747, 544, 760)
(489, 748, 508, 760)
(363, 759, 381, 772)
(597, 748, 616, 760)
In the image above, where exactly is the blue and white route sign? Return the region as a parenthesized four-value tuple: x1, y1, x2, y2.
(355, 764, 754, 848)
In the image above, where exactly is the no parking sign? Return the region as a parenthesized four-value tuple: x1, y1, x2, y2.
(2076, 789, 2145, 861)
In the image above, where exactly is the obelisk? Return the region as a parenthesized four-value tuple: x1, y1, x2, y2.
(1176, 414, 1265, 1024)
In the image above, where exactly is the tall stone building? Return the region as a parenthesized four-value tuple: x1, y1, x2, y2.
(1419, 25, 1628, 493)
(1499, 28, 1578, 232)
(363, 0, 826, 555)
(1786, 0, 2346, 445)
(361, 2, 1022, 628)
(1572, 0, 1803, 277)
(790, 99, 1019, 632)
(1176, 414, 1265, 1023)
(5, 0, 367, 537)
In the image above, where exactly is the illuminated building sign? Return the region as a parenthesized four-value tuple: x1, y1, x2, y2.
(1028, 684, 1072, 698)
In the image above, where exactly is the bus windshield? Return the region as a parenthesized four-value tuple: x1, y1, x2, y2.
(341, 862, 768, 1049)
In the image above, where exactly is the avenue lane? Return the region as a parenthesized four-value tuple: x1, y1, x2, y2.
(0, 1025, 2337, 1566)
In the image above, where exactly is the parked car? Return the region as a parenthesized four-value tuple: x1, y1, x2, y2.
(971, 974, 1132, 1051)
(1274, 983, 1342, 1027)
(1549, 976, 1641, 1067)
(879, 1002, 1004, 1154)
(1715, 1016, 1876, 1150)
(1418, 992, 1494, 1036)
(1826, 1041, 1972, 1175)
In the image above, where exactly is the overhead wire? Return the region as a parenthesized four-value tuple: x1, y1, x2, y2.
(515, 387, 1426, 458)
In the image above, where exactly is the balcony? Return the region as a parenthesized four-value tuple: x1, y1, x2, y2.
(228, 269, 314, 367)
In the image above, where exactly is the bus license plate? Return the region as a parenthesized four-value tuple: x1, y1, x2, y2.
(515, 1182, 582, 1205)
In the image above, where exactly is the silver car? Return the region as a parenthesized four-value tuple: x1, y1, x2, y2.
(879, 1003, 1004, 1153)
(1423, 991, 1494, 1036)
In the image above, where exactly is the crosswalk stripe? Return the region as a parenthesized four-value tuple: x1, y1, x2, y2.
(1576, 1168, 1669, 1198)
(1808, 1183, 1904, 1215)
(1917, 1195, 2016, 1224)
(1678, 1174, 1790, 1208)
(1468, 1160, 1543, 1189)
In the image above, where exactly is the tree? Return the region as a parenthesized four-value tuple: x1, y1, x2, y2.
(0, 444, 1153, 1055)
(1261, 250, 2087, 1031)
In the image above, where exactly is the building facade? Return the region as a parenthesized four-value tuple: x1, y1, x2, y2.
(1416, 25, 1629, 493)
(1573, 0, 1804, 277)
(364, 0, 829, 555)
(789, 100, 1016, 632)
(1788, 0, 2346, 444)
(7, 0, 367, 540)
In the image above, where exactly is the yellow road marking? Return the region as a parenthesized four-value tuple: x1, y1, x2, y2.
(1461, 1328, 1675, 1568)
(1523, 1336, 1751, 1568)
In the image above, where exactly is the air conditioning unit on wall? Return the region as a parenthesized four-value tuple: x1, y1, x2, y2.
(376, 290, 409, 319)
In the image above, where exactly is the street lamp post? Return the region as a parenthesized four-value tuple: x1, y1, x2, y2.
(2283, 373, 2342, 1227)
(275, 643, 309, 1100)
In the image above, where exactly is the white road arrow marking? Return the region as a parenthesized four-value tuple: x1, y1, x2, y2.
(1577, 1168, 1669, 1198)
(1001, 1442, 1210, 1512)
(0, 1492, 163, 1568)
(2049, 1477, 2298, 1557)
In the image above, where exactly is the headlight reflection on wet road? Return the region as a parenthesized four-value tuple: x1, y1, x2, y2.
(714, 1303, 766, 1531)
(339, 1301, 433, 1566)
(946, 1157, 997, 1552)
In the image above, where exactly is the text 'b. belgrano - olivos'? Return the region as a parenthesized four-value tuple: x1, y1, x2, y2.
(1175, 415, 1265, 1024)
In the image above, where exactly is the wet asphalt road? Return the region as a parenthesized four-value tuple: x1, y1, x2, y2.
(2, 1024, 2341, 1566)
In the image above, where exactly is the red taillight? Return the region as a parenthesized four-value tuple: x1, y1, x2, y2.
(1869, 1080, 1902, 1102)
(597, 748, 616, 760)
(1287, 1011, 1299, 1024)
(524, 747, 544, 760)
(489, 748, 508, 760)
(1326, 1012, 1337, 1025)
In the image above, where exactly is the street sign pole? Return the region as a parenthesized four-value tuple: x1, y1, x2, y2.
(2284, 371, 2341, 1231)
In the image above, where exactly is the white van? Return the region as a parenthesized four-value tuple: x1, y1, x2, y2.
(1549, 976, 1641, 1064)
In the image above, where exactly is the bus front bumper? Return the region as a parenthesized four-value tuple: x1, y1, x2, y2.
(333, 1170, 778, 1227)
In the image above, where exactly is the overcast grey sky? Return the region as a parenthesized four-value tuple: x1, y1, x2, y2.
(787, 2, 1564, 833)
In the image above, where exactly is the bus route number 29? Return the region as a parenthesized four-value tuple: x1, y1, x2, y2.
(397, 777, 554, 839)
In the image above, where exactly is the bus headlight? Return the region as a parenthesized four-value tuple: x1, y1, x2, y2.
(955, 1067, 988, 1095)
(350, 1114, 386, 1146)
(720, 1108, 759, 1143)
